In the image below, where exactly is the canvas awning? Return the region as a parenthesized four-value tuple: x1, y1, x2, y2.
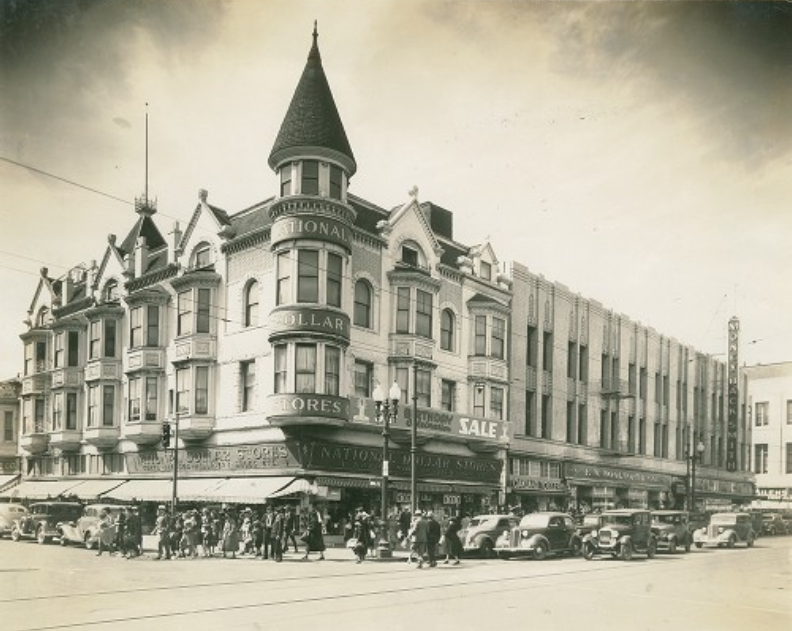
(103, 478, 230, 503)
(210, 476, 297, 504)
(0, 478, 84, 500)
(268, 477, 317, 498)
(0, 473, 20, 493)
(63, 479, 128, 500)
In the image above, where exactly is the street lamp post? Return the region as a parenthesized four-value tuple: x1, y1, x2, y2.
(687, 436, 705, 513)
(373, 381, 401, 558)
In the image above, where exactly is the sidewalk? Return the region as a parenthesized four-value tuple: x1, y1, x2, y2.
(140, 535, 411, 562)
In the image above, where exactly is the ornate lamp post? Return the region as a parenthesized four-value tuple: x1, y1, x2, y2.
(373, 381, 401, 558)
(687, 436, 706, 513)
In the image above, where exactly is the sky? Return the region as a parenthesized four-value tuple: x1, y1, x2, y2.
(1, 0, 791, 380)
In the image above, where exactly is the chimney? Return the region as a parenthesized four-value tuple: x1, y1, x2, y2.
(169, 221, 182, 264)
(134, 236, 149, 277)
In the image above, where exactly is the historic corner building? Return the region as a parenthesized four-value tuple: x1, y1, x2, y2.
(7, 27, 755, 523)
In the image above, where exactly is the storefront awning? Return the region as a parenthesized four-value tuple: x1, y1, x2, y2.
(0, 478, 84, 500)
(0, 473, 20, 493)
(65, 479, 130, 500)
(102, 478, 175, 502)
(210, 476, 297, 504)
(269, 478, 317, 498)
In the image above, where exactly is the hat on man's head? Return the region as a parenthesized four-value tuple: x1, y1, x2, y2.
(414, 510, 423, 516)
(157, 505, 166, 511)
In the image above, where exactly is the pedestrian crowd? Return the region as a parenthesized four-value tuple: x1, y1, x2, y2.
(150, 503, 325, 561)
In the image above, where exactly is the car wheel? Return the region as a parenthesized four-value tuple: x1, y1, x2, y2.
(11, 526, 21, 542)
(647, 538, 657, 559)
(727, 536, 735, 549)
(747, 535, 755, 548)
(569, 538, 582, 557)
(533, 541, 548, 561)
(36, 526, 48, 545)
(619, 541, 633, 561)
(667, 539, 677, 554)
(695, 542, 703, 549)
(60, 533, 68, 546)
(479, 539, 495, 559)
(582, 542, 596, 561)
(84, 533, 95, 551)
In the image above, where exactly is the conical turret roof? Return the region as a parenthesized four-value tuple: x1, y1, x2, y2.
(268, 24, 356, 176)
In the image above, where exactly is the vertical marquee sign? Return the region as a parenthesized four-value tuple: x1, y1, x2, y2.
(726, 316, 739, 472)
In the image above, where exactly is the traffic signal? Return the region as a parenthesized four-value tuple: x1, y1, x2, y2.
(162, 421, 171, 447)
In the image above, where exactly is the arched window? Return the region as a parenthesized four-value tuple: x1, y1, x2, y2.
(244, 280, 259, 327)
(103, 280, 119, 303)
(192, 242, 212, 268)
(354, 280, 372, 328)
(440, 309, 455, 351)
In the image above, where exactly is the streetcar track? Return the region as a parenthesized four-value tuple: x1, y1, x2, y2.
(11, 561, 694, 631)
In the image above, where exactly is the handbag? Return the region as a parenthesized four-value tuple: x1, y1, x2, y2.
(345, 537, 359, 549)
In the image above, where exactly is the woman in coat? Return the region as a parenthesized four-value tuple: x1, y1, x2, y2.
(351, 509, 374, 563)
(443, 514, 463, 565)
(221, 510, 239, 559)
(302, 506, 325, 561)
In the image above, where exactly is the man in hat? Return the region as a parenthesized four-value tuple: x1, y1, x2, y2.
(408, 510, 429, 568)
(262, 505, 274, 559)
(426, 511, 442, 567)
(152, 505, 171, 560)
(271, 507, 285, 562)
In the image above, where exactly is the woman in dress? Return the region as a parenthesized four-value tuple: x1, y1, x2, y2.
(351, 509, 374, 564)
(302, 505, 325, 561)
(221, 509, 239, 559)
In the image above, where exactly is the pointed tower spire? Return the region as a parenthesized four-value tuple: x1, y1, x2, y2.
(268, 23, 356, 176)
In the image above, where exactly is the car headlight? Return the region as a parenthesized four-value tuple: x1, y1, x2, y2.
(521, 530, 529, 538)
(717, 527, 724, 534)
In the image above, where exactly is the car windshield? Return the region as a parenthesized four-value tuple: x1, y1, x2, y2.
(653, 514, 682, 525)
(468, 517, 496, 529)
(583, 515, 601, 527)
(602, 514, 633, 526)
(519, 514, 551, 528)
(710, 515, 738, 525)
(51, 506, 83, 520)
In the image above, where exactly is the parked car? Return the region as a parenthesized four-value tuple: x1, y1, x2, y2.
(693, 512, 755, 549)
(57, 503, 124, 549)
(761, 513, 787, 536)
(0, 503, 28, 538)
(651, 510, 692, 553)
(495, 511, 582, 560)
(582, 509, 657, 561)
(460, 514, 519, 558)
(575, 513, 605, 538)
(10, 501, 84, 544)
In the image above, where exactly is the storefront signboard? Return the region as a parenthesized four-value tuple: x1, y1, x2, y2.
(269, 307, 350, 341)
(267, 394, 350, 423)
(297, 440, 502, 485)
(565, 463, 671, 489)
(271, 214, 353, 250)
(349, 396, 508, 442)
(510, 475, 566, 493)
(126, 443, 298, 474)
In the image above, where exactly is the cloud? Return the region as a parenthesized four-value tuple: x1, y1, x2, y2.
(112, 116, 131, 129)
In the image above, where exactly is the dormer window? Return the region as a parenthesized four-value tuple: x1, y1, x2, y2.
(103, 281, 119, 303)
(480, 261, 492, 281)
(402, 246, 418, 267)
(193, 243, 212, 268)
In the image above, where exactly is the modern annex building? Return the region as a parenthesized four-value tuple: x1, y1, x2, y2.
(5, 27, 755, 527)
(745, 361, 792, 509)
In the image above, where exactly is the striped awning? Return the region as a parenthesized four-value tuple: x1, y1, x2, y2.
(0, 474, 20, 493)
(0, 478, 84, 500)
(268, 478, 318, 498)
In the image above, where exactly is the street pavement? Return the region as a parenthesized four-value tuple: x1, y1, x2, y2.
(1, 534, 790, 631)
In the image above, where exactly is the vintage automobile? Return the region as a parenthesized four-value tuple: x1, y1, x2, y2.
(460, 514, 520, 558)
(693, 512, 755, 548)
(10, 501, 84, 544)
(57, 503, 123, 549)
(0, 503, 28, 538)
(575, 513, 605, 538)
(761, 513, 787, 536)
(582, 509, 657, 561)
(495, 511, 582, 560)
(651, 510, 692, 553)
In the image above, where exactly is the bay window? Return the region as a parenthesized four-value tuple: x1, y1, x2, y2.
(490, 387, 504, 419)
(297, 251, 319, 302)
(277, 252, 291, 305)
(177, 289, 211, 335)
(277, 248, 346, 307)
(88, 384, 115, 427)
(327, 253, 342, 308)
(492, 317, 505, 359)
(396, 287, 410, 333)
(272, 343, 345, 396)
(175, 366, 210, 416)
(475, 316, 487, 355)
(416, 290, 433, 338)
(52, 393, 62, 430)
(89, 319, 117, 359)
(302, 160, 319, 195)
(66, 393, 77, 430)
(129, 376, 158, 421)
